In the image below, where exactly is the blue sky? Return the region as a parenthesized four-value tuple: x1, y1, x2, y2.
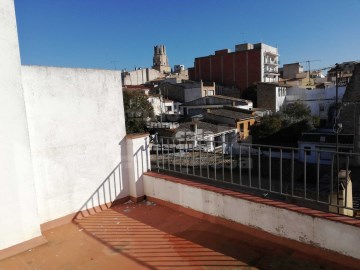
(15, 0, 360, 72)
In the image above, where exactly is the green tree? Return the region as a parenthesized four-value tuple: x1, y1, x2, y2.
(123, 90, 154, 134)
(250, 101, 319, 144)
(283, 101, 311, 119)
(250, 115, 282, 140)
(283, 101, 319, 128)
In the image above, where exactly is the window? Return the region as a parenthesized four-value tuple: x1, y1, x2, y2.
(239, 123, 244, 132)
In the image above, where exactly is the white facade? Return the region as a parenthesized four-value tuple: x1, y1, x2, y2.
(122, 68, 163, 86)
(260, 43, 279, 83)
(0, 0, 149, 256)
(0, 0, 43, 250)
(285, 86, 346, 118)
(22, 66, 127, 224)
(275, 86, 287, 112)
(148, 95, 176, 116)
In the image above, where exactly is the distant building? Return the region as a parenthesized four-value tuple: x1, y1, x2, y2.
(257, 82, 287, 113)
(205, 107, 256, 141)
(282, 63, 303, 79)
(327, 61, 359, 87)
(179, 95, 253, 116)
(189, 43, 279, 95)
(157, 119, 237, 153)
(153, 45, 171, 73)
(122, 68, 164, 86)
(123, 85, 177, 116)
(147, 95, 176, 116)
(285, 86, 346, 125)
(280, 62, 327, 89)
(159, 80, 215, 104)
(298, 131, 353, 165)
(174, 64, 185, 73)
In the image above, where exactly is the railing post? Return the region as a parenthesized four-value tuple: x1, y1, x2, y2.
(304, 148, 307, 199)
(269, 147, 271, 191)
(316, 151, 320, 202)
(248, 145, 251, 187)
(280, 149, 283, 194)
(291, 149, 294, 197)
(156, 135, 159, 172)
(258, 146, 261, 189)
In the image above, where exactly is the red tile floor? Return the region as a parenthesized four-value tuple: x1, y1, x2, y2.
(0, 200, 358, 270)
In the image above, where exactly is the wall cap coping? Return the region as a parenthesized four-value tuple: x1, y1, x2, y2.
(144, 171, 360, 228)
(126, 133, 149, 139)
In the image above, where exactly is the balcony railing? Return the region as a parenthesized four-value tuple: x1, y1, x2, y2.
(150, 137, 360, 218)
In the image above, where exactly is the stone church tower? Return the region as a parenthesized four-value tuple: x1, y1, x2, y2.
(152, 45, 171, 73)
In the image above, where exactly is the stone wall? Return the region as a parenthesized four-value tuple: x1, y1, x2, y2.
(257, 83, 276, 112)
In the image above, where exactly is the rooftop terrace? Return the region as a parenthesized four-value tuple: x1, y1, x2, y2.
(1, 200, 358, 270)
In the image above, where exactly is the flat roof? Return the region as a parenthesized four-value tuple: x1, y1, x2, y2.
(0, 200, 354, 269)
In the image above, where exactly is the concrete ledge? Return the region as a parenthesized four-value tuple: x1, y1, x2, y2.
(145, 171, 360, 227)
(144, 171, 360, 260)
(0, 236, 47, 261)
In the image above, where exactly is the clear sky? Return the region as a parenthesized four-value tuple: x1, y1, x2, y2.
(15, 0, 360, 72)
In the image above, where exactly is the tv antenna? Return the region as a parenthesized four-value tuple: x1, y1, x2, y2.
(299, 59, 321, 85)
(110, 60, 121, 70)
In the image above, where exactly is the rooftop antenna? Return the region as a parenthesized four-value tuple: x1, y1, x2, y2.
(240, 32, 246, 43)
(299, 59, 321, 85)
(110, 60, 120, 70)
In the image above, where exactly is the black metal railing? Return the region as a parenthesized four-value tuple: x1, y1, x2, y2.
(150, 137, 360, 218)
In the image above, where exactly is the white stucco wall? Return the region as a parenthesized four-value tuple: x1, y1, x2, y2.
(0, 0, 42, 250)
(184, 87, 202, 103)
(286, 86, 346, 118)
(122, 68, 163, 85)
(144, 175, 360, 260)
(126, 135, 150, 199)
(21, 66, 127, 224)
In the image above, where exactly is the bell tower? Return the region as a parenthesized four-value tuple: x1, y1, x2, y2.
(152, 45, 171, 73)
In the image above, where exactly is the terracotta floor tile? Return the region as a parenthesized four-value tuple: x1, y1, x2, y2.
(0, 201, 358, 270)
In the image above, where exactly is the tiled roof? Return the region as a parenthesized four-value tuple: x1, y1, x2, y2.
(181, 95, 249, 106)
(177, 120, 235, 134)
(207, 108, 255, 120)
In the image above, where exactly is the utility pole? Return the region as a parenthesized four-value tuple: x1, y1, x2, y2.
(299, 60, 320, 86)
(335, 63, 340, 213)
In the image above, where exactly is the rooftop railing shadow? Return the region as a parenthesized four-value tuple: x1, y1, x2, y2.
(73, 200, 355, 270)
(74, 202, 257, 269)
(67, 135, 358, 269)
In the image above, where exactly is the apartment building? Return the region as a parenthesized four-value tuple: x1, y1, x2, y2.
(189, 43, 279, 95)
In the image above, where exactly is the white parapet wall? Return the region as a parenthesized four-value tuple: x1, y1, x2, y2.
(144, 174, 360, 260)
(125, 134, 151, 200)
(22, 66, 128, 224)
(0, 0, 43, 250)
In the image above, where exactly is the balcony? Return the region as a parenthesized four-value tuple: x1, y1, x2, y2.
(264, 60, 279, 66)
